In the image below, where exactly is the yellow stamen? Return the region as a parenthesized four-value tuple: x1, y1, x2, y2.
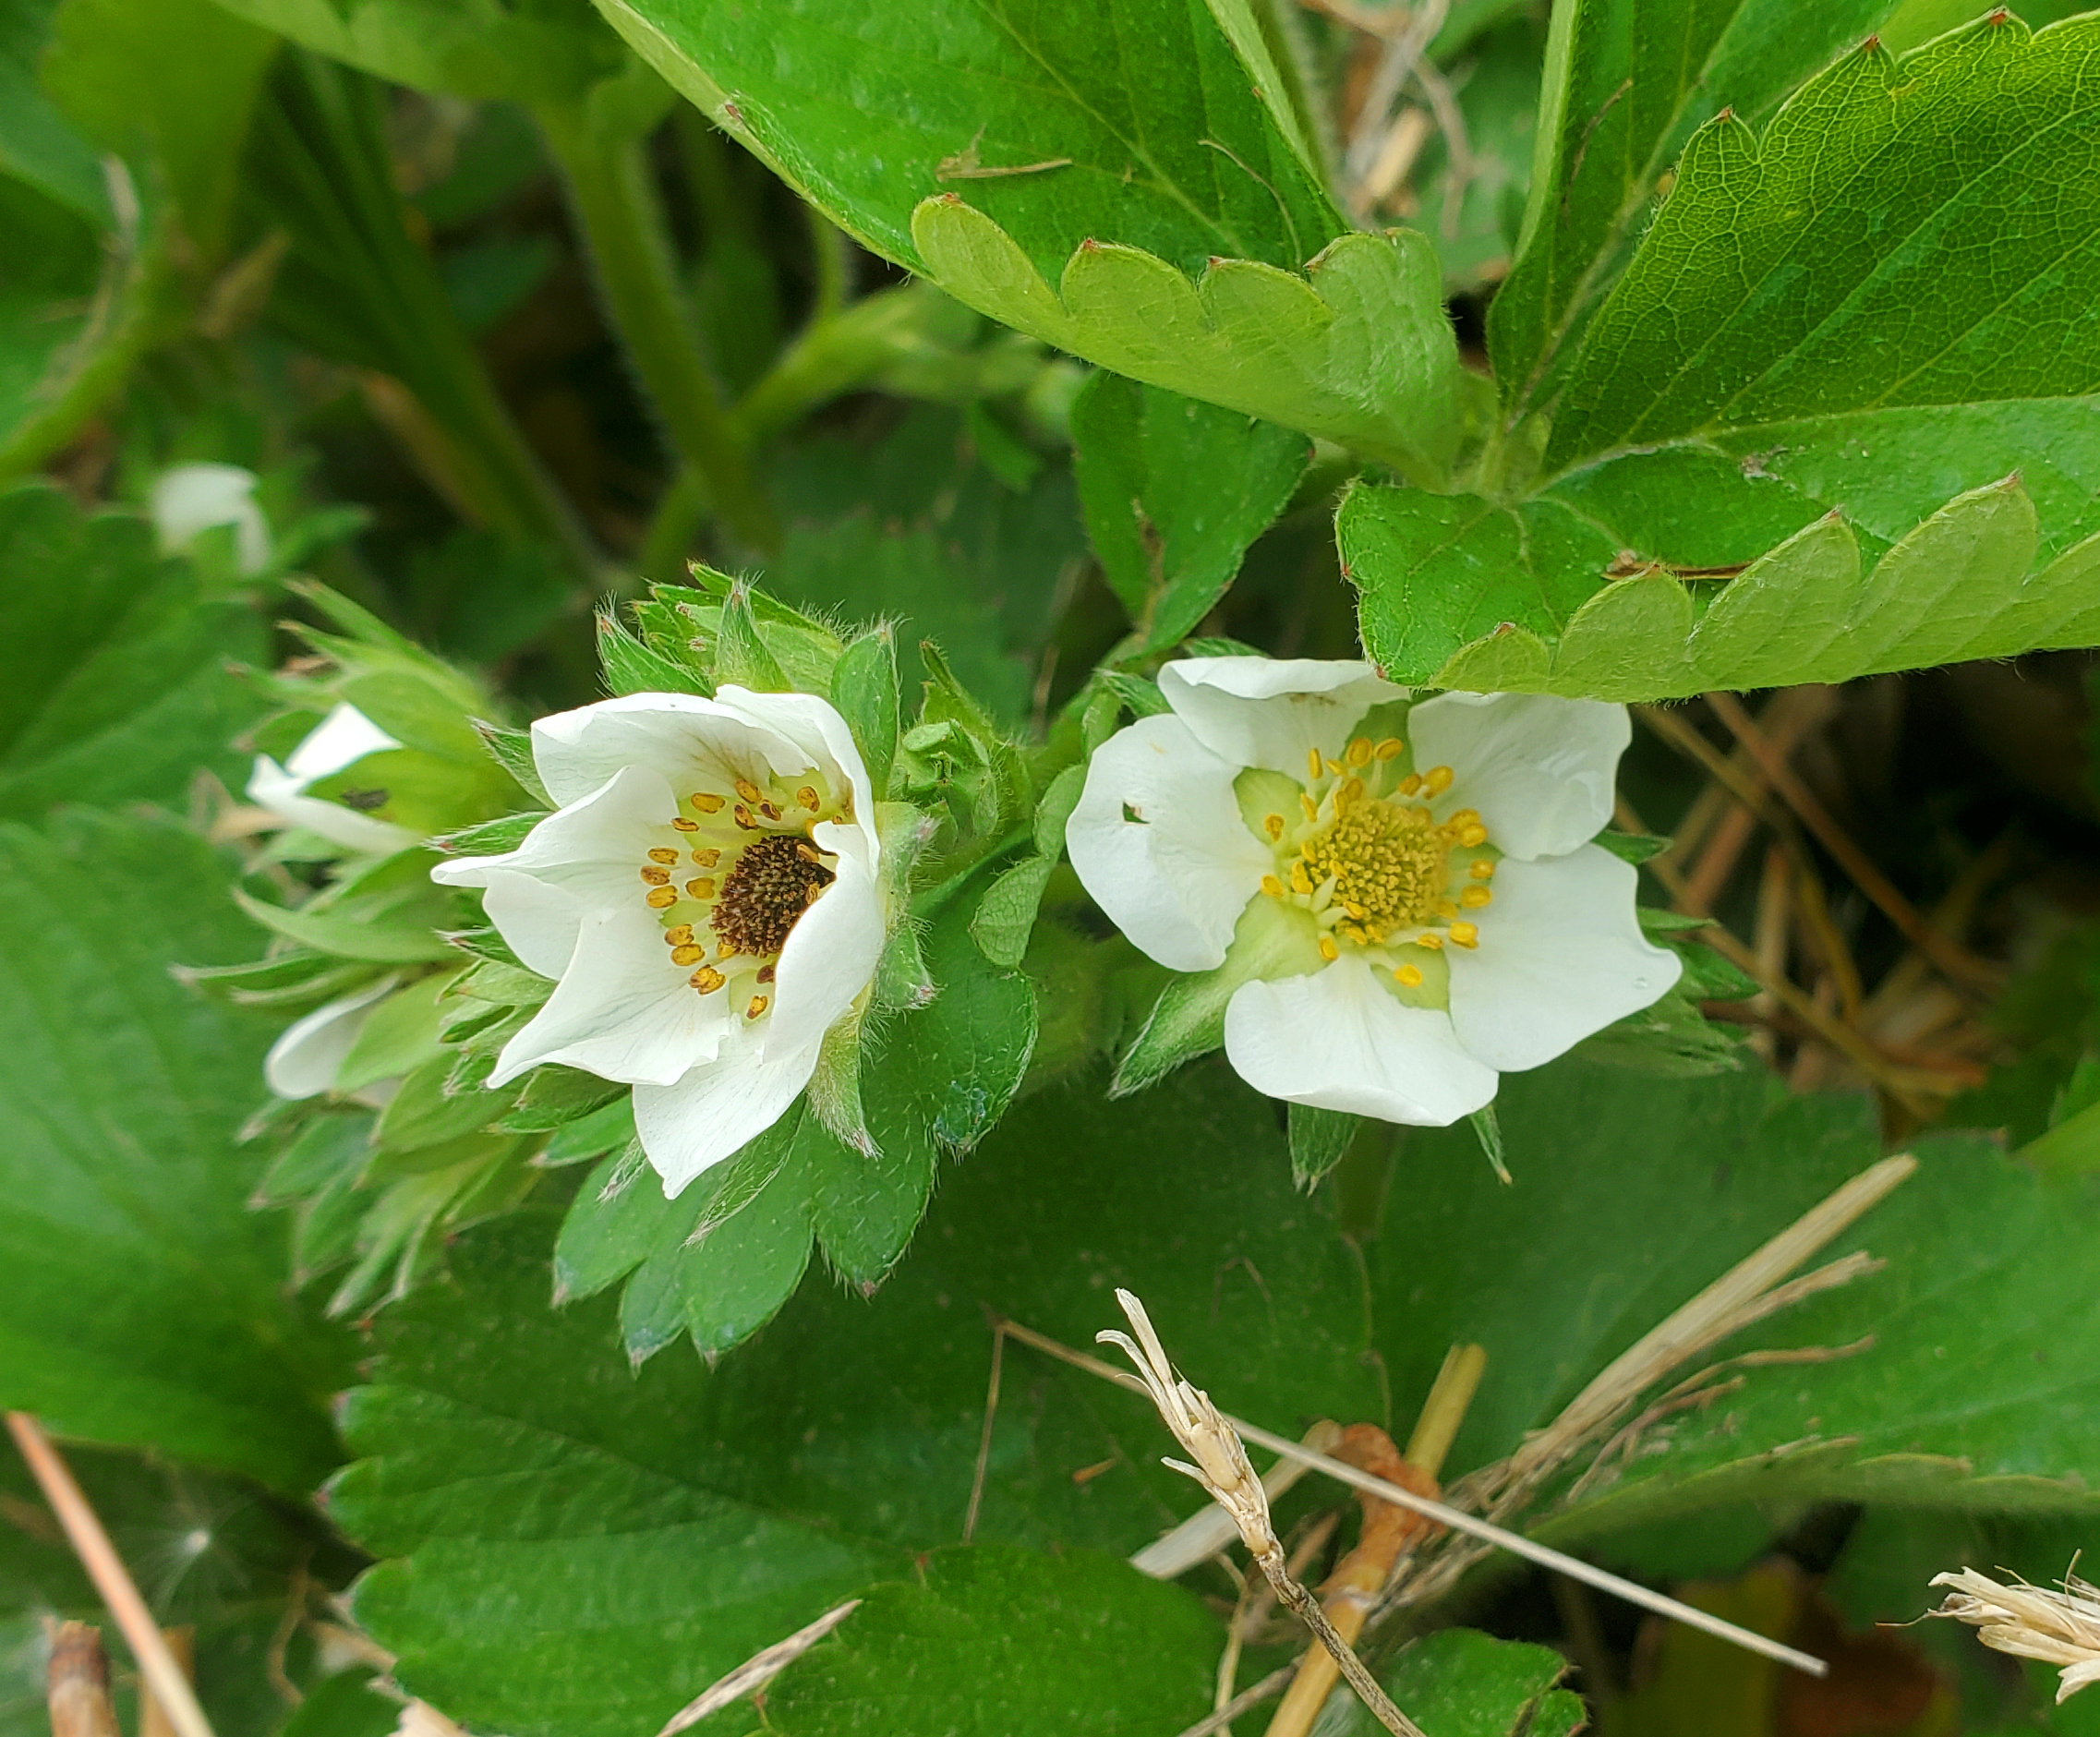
(1436, 899, 1458, 919)
(746, 995, 769, 1019)
(1346, 737, 1372, 768)
(759, 801, 781, 822)
(1461, 887, 1492, 909)
(640, 866, 671, 886)
(1299, 793, 1319, 823)
(1325, 757, 1345, 777)
(1459, 825, 1489, 848)
(693, 848, 721, 867)
(664, 923, 694, 946)
(1423, 765, 1454, 796)
(691, 791, 724, 814)
(734, 778, 763, 803)
(1263, 813, 1285, 841)
(1400, 773, 1422, 796)
(798, 785, 821, 811)
(1290, 861, 1314, 896)
(1261, 874, 1285, 898)
(1469, 860, 1495, 880)
(1449, 921, 1478, 947)
(1415, 933, 1443, 950)
(733, 804, 757, 829)
(646, 887, 678, 910)
(647, 847, 680, 866)
(1344, 899, 1367, 921)
(1338, 775, 1365, 807)
(1318, 935, 1339, 961)
(690, 966, 725, 993)
(670, 944, 706, 966)
(1394, 963, 1423, 987)
(1374, 738, 1403, 761)
(1448, 808, 1480, 829)
(687, 876, 717, 899)
(670, 817, 699, 832)
(1307, 748, 1322, 782)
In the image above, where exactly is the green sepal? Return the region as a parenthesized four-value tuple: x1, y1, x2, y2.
(970, 855, 1056, 969)
(1287, 1102, 1360, 1188)
(374, 1051, 510, 1154)
(710, 576, 792, 692)
(874, 921, 937, 1011)
(1469, 1103, 1511, 1184)
(1114, 899, 1309, 1094)
(597, 610, 707, 697)
(432, 813, 547, 856)
(804, 1010, 874, 1157)
(1095, 669, 1171, 718)
(337, 971, 453, 1095)
(831, 623, 900, 794)
(234, 883, 458, 966)
(498, 1065, 625, 1133)
(1596, 830, 1672, 864)
(473, 720, 550, 806)
(1575, 986, 1748, 1077)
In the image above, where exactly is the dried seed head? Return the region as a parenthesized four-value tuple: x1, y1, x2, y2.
(1927, 1565, 2100, 1703)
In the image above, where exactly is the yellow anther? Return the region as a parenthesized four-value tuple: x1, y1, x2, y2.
(1374, 738, 1404, 761)
(646, 886, 679, 910)
(1338, 776, 1365, 807)
(733, 804, 757, 829)
(1261, 874, 1285, 898)
(1346, 737, 1372, 768)
(1400, 773, 1422, 796)
(734, 778, 763, 803)
(797, 785, 821, 812)
(664, 923, 695, 946)
(1300, 792, 1320, 823)
(746, 995, 769, 1019)
(759, 801, 782, 822)
(1336, 922, 1366, 946)
(647, 847, 681, 865)
(687, 876, 717, 899)
(1325, 757, 1345, 777)
(756, 965, 776, 983)
(670, 816, 699, 832)
(1263, 812, 1285, 841)
(1415, 933, 1443, 950)
(1469, 859, 1495, 880)
(1290, 861, 1315, 896)
(1423, 765, 1454, 796)
(691, 791, 725, 814)
(640, 865, 671, 886)
(670, 944, 706, 966)
(1318, 935, 1340, 961)
(1459, 825, 1488, 848)
(693, 847, 721, 867)
(690, 966, 725, 993)
(1344, 899, 1367, 921)
(1307, 748, 1323, 782)
(1449, 808, 1480, 829)
(1449, 921, 1478, 947)
(1394, 963, 1423, 988)
(1461, 887, 1492, 909)
(1436, 899, 1458, 919)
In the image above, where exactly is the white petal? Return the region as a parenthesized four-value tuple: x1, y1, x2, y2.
(1160, 657, 1406, 776)
(1066, 713, 1271, 972)
(714, 686, 881, 860)
(1407, 693, 1629, 861)
(1445, 844, 1683, 1071)
(765, 851, 884, 1055)
(488, 904, 732, 1088)
(529, 692, 805, 809)
(634, 1035, 821, 1197)
(286, 703, 403, 779)
(1223, 958, 1499, 1125)
(247, 755, 422, 854)
(151, 462, 271, 573)
(263, 977, 399, 1099)
(431, 764, 679, 975)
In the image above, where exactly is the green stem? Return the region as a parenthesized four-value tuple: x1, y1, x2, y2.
(536, 100, 777, 553)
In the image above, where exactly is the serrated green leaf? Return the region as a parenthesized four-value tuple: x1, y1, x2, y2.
(913, 202, 1458, 482)
(1321, 1628, 1575, 1737)
(0, 485, 265, 816)
(326, 1053, 1380, 1737)
(970, 854, 1056, 970)
(550, 1142, 656, 1302)
(597, 0, 1342, 282)
(1547, 17, 2100, 469)
(1072, 372, 1309, 652)
(1374, 1060, 2100, 1535)
(0, 813, 353, 1490)
(760, 1547, 1218, 1736)
(1488, 0, 1892, 411)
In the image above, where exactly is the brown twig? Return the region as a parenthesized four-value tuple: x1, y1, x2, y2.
(7, 1415, 217, 1737)
(650, 1599, 861, 1737)
(1174, 1665, 1298, 1737)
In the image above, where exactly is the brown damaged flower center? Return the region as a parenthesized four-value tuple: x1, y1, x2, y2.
(710, 832, 835, 958)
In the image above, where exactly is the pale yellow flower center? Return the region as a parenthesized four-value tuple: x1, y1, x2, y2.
(1248, 733, 1498, 999)
(636, 764, 851, 1018)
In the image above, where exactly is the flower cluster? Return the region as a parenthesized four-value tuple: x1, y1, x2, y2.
(1066, 657, 1678, 1125)
(432, 690, 885, 1194)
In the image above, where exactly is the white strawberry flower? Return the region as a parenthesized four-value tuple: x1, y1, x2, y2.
(1067, 657, 1680, 1126)
(248, 703, 423, 855)
(430, 690, 884, 1195)
(150, 462, 272, 574)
